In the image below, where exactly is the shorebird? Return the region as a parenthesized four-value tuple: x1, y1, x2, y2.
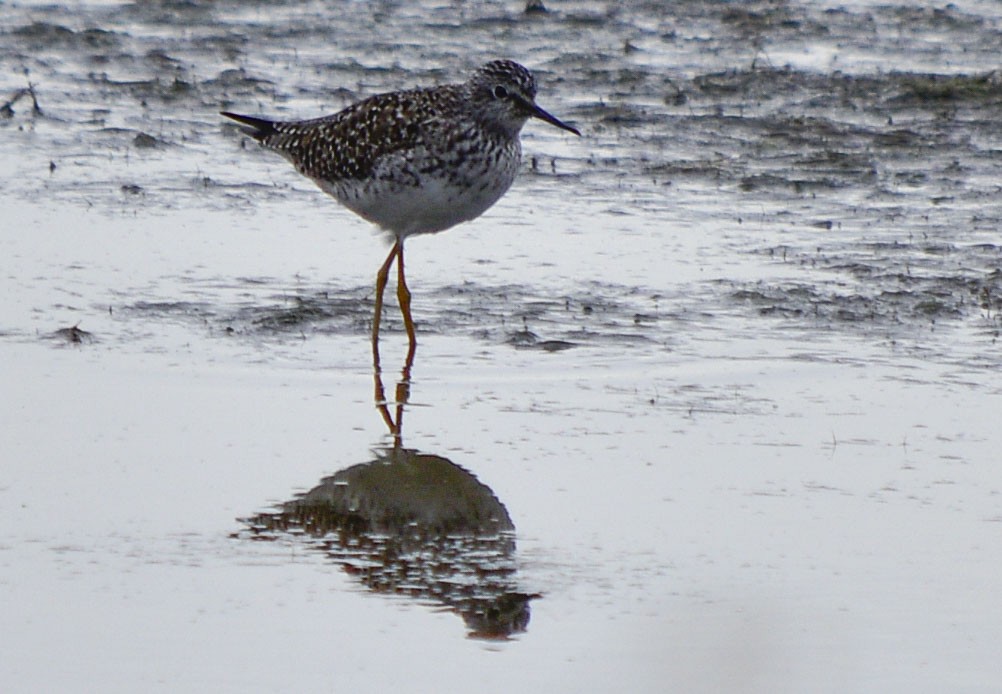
(222, 60, 579, 358)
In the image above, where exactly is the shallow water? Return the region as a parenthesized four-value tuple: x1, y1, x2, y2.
(3, 1, 1002, 692)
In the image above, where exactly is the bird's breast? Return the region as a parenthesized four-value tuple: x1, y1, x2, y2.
(315, 135, 521, 237)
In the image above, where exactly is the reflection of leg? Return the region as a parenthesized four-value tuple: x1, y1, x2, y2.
(373, 297, 417, 447)
(372, 241, 399, 369)
(393, 337, 415, 439)
(373, 365, 398, 440)
(373, 348, 413, 446)
(396, 242, 417, 357)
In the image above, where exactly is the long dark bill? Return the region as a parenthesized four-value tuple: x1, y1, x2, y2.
(515, 95, 580, 136)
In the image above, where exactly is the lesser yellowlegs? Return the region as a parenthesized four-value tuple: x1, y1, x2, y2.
(222, 60, 579, 356)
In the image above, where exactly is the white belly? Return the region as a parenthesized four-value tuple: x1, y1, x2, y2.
(315, 143, 521, 238)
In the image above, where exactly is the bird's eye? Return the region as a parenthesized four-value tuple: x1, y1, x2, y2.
(493, 85, 509, 99)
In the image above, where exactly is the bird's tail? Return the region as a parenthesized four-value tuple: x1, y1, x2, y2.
(220, 111, 276, 141)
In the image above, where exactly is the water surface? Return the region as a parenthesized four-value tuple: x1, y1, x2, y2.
(3, 2, 1002, 692)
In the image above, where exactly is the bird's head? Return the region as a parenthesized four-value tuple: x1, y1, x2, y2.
(467, 60, 580, 138)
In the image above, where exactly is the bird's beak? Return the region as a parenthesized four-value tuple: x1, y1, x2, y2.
(516, 94, 580, 136)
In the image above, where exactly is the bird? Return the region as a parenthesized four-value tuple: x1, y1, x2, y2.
(221, 60, 579, 360)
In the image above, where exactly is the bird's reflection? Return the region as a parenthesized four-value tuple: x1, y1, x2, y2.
(241, 338, 536, 639)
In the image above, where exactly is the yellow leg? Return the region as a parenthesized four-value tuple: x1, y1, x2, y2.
(372, 239, 417, 443)
(372, 241, 399, 369)
(396, 242, 418, 359)
(372, 243, 417, 446)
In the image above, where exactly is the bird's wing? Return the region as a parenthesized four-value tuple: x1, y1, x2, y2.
(223, 87, 459, 183)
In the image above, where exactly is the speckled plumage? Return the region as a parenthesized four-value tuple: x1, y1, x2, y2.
(222, 60, 578, 238)
(221, 60, 578, 354)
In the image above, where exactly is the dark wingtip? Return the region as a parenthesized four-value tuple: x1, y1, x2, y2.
(220, 111, 276, 140)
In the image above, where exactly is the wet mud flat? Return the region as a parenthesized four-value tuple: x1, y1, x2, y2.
(2, 1, 1000, 354)
(3, 2, 1002, 693)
